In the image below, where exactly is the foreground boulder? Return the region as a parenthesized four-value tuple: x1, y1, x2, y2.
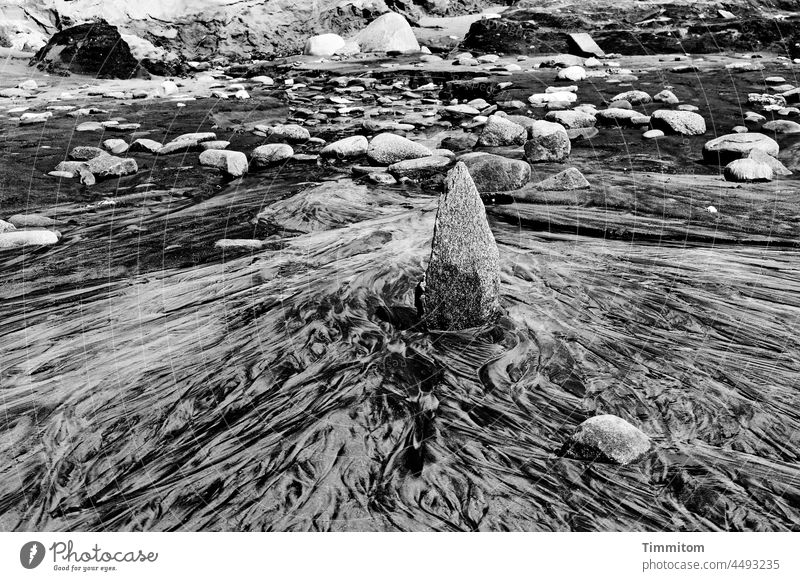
(461, 153, 531, 193)
(649, 110, 706, 135)
(367, 133, 432, 165)
(353, 12, 420, 54)
(419, 163, 500, 330)
(703, 133, 779, 165)
(31, 21, 147, 79)
(566, 415, 651, 465)
(199, 150, 248, 177)
(524, 121, 571, 162)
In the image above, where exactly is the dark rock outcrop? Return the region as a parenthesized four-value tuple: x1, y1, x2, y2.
(419, 162, 500, 330)
(31, 21, 148, 79)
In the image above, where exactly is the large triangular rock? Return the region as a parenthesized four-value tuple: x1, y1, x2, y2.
(419, 162, 500, 330)
(566, 32, 605, 58)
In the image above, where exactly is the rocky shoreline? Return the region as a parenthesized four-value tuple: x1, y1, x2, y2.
(1, 3, 800, 532)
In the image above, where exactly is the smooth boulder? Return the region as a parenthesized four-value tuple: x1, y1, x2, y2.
(353, 13, 420, 54)
(251, 144, 294, 167)
(703, 133, 779, 165)
(723, 158, 773, 182)
(304, 33, 346, 57)
(461, 153, 532, 193)
(367, 133, 432, 165)
(321, 136, 369, 158)
(649, 110, 706, 136)
(199, 150, 248, 177)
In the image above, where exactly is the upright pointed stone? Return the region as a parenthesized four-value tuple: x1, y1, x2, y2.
(419, 162, 500, 330)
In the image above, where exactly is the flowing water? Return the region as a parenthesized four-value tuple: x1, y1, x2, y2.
(1, 62, 800, 532)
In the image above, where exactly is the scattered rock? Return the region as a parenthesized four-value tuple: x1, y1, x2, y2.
(304, 33, 346, 57)
(724, 158, 774, 182)
(596, 108, 650, 127)
(318, 135, 366, 158)
(533, 167, 590, 190)
(653, 90, 679, 104)
(557, 66, 587, 82)
(263, 124, 310, 143)
(86, 155, 138, 178)
(0, 230, 60, 249)
(31, 21, 147, 79)
(477, 115, 527, 147)
(545, 110, 596, 129)
(199, 149, 248, 177)
(103, 139, 129, 154)
(419, 162, 500, 330)
(461, 152, 532, 193)
(610, 90, 651, 105)
(388, 155, 453, 180)
(642, 129, 664, 139)
(70, 146, 107, 161)
(747, 149, 791, 176)
(251, 144, 294, 167)
(353, 12, 420, 54)
(129, 139, 163, 153)
(524, 120, 571, 163)
(649, 109, 706, 135)
(367, 133, 432, 165)
(703, 133, 780, 165)
(8, 214, 60, 228)
(762, 120, 800, 134)
(566, 415, 651, 465)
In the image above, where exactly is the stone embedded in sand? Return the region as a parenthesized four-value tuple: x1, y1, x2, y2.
(161, 80, 179, 95)
(724, 158, 774, 182)
(643, 129, 665, 139)
(353, 12, 420, 54)
(477, 115, 527, 147)
(534, 167, 590, 191)
(387, 155, 453, 180)
(747, 149, 791, 176)
(0, 219, 16, 233)
(76, 122, 103, 132)
(0, 230, 60, 249)
(321, 135, 369, 158)
(367, 133, 432, 165)
(304, 33, 346, 56)
(215, 239, 266, 250)
(419, 162, 500, 330)
(251, 144, 294, 166)
(129, 139, 163, 154)
(762, 120, 800, 134)
(545, 109, 596, 129)
(69, 146, 107, 161)
(610, 90, 651, 105)
(703, 133, 779, 165)
(567, 415, 651, 465)
(653, 89, 679, 104)
(557, 66, 587, 82)
(87, 155, 138, 178)
(199, 150, 248, 177)
(567, 127, 599, 141)
(596, 108, 650, 127)
(461, 152, 532, 193)
(524, 120, 571, 163)
(649, 109, 706, 136)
